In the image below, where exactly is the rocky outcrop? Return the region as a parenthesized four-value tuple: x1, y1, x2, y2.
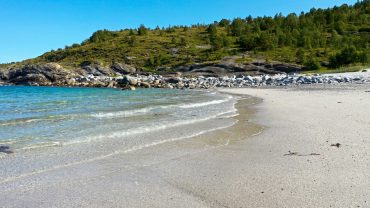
(176, 62, 302, 77)
(111, 63, 136, 75)
(6, 63, 73, 86)
(81, 63, 112, 76)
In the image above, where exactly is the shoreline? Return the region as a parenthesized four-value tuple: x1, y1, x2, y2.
(1, 83, 370, 207)
(1, 69, 369, 90)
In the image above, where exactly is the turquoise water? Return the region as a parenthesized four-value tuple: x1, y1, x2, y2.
(0, 86, 236, 152)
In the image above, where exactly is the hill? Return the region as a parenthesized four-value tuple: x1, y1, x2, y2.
(1, 0, 369, 76)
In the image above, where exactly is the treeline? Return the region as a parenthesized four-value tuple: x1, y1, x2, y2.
(206, 0, 369, 68)
(36, 0, 369, 70)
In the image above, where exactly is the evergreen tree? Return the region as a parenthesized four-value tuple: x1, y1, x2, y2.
(219, 19, 230, 27)
(230, 18, 246, 36)
(138, 24, 148, 36)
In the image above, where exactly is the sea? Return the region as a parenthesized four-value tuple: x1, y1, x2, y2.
(0, 86, 238, 154)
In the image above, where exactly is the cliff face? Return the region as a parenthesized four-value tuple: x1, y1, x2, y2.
(1, 63, 74, 86)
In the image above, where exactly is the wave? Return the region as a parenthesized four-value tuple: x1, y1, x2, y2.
(92, 107, 154, 118)
(4, 109, 235, 152)
(92, 96, 233, 119)
(63, 108, 237, 146)
(19, 142, 62, 150)
(178, 99, 230, 108)
(0, 115, 76, 126)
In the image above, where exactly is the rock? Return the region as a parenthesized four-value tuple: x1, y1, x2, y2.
(111, 63, 136, 75)
(128, 78, 138, 86)
(7, 63, 71, 85)
(106, 81, 116, 88)
(166, 84, 174, 89)
(66, 78, 76, 85)
(177, 82, 185, 88)
(166, 77, 181, 84)
(117, 76, 138, 86)
(82, 64, 112, 76)
(140, 82, 151, 88)
(153, 80, 160, 85)
(362, 70, 367, 72)
(0, 145, 13, 154)
(122, 85, 136, 90)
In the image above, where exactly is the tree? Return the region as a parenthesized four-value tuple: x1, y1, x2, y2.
(304, 57, 320, 70)
(138, 24, 148, 36)
(219, 19, 230, 27)
(89, 30, 117, 43)
(129, 29, 136, 36)
(238, 34, 258, 50)
(207, 24, 218, 36)
(296, 48, 306, 63)
(230, 18, 246, 36)
(210, 35, 223, 50)
(171, 36, 177, 44)
(334, 21, 345, 35)
(246, 15, 253, 24)
(329, 46, 366, 68)
(128, 35, 137, 47)
(221, 35, 231, 48)
(258, 32, 276, 50)
(180, 37, 188, 47)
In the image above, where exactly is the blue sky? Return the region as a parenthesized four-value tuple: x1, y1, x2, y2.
(0, 0, 357, 63)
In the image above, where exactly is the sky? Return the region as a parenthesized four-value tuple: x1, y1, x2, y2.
(0, 0, 358, 63)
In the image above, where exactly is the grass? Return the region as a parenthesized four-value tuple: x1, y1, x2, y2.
(303, 64, 369, 74)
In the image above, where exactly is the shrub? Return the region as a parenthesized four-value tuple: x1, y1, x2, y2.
(304, 58, 320, 70)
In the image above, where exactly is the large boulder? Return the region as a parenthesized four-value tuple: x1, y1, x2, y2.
(81, 64, 112, 76)
(12, 73, 50, 85)
(117, 76, 138, 86)
(140, 82, 151, 88)
(0, 69, 9, 80)
(111, 63, 136, 75)
(166, 77, 182, 84)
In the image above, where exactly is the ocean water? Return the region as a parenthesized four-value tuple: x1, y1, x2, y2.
(0, 86, 238, 153)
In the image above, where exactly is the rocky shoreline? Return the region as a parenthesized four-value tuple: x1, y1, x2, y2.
(0, 63, 369, 89)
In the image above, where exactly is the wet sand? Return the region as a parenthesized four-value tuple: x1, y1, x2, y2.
(1, 84, 370, 207)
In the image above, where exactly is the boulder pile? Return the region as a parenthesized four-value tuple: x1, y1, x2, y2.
(108, 72, 369, 90)
(0, 63, 368, 89)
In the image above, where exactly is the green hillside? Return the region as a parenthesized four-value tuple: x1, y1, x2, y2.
(5, 0, 370, 72)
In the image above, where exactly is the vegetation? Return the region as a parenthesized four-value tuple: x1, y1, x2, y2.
(5, 0, 369, 72)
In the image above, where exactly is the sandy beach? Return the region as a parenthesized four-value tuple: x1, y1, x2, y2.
(1, 83, 370, 208)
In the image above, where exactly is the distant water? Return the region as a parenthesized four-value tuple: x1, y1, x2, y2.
(0, 86, 237, 152)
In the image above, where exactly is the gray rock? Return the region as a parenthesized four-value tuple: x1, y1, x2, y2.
(166, 77, 181, 84)
(82, 64, 112, 76)
(111, 63, 136, 75)
(117, 76, 138, 86)
(140, 82, 151, 88)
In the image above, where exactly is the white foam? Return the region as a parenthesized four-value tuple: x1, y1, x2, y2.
(19, 142, 62, 150)
(0, 115, 74, 126)
(178, 99, 230, 108)
(63, 108, 237, 146)
(92, 95, 233, 118)
(92, 107, 153, 118)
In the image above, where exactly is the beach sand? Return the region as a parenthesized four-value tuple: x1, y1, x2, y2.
(1, 84, 370, 207)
